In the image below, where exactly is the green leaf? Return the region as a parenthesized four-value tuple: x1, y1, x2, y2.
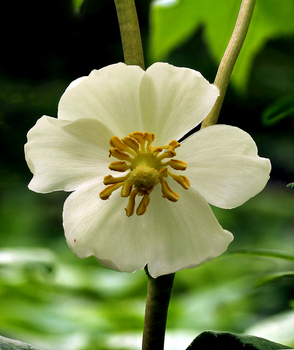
(0, 248, 56, 266)
(262, 95, 294, 126)
(287, 183, 294, 189)
(255, 271, 294, 287)
(0, 336, 43, 350)
(246, 310, 294, 347)
(233, 249, 294, 262)
(186, 331, 292, 349)
(150, 0, 294, 91)
(72, 0, 84, 12)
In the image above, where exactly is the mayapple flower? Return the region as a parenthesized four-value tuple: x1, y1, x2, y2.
(25, 63, 271, 278)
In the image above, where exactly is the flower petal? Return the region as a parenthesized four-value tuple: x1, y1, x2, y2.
(58, 63, 145, 137)
(143, 185, 233, 278)
(63, 182, 149, 273)
(25, 116, 114, 193)
(178, 124, 271, 209)
(139, 62, 219, 144)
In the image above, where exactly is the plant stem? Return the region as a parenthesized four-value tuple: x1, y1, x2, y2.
(201, 0, 256, 128)
(114, 0, 145, 69)
(142, 268, 175, 350)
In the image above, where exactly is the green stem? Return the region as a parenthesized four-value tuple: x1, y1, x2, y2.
(201, 0, 256, 128)
(142, 268, 175, 350)
(114, 0, 145, 69)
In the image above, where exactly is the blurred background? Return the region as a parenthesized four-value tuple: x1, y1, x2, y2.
(0, 0, 294, 349)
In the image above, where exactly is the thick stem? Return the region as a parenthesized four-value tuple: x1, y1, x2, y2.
(142, 268, 175, 350)
(114, 0, 145, 69)
(201, 0, 256, 128)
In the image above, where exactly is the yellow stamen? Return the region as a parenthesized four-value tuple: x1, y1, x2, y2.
(136, 194, 150, 216)
(99, 182, 124, 200)
(129, 131, 148, 152)
(164, 159, 187, 171)
(158, 167, 168, 179)
(157, 149, 177, 161)
(109, 161, 130, 172)
(125, 188, 138, 217)
(168, 172, 190, 190)
(148, 146, 163, 154)
(129, 131, 145, 144)
(169, 140, 180, 148)
(160, 179, 179, 202)
(110, 136, 137, 157)
(110, 136, 126, 150)
(103, 174, 129, 185)
(100, 131, 190, 216)
(122, 136, 140, 152)
(144, 132, 155, 146)
(109, 148, 133, 161)
(121, 181, 132, 197)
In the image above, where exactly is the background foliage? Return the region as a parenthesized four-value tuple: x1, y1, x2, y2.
(0, 0, 294, 349)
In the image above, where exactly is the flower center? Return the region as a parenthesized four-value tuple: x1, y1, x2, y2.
(128, 165, 160, 189)
(99, 132, 190, 217)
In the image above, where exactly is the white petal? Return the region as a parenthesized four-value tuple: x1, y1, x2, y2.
(143, 185, 233, 278)
(65, 76, 87, 91)
(63, 183, 149, 273)
(139, 62, 219, 144)
(178, 125, 271, 209)
(58, 63, 145, 137)
(25, 116, 114, 193)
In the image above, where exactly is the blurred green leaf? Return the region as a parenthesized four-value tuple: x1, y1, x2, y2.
(254, 271, 294, 287)
(150, 0, 294, 90)
(0, 336, 42, 350)
(0, 248, 56, 267)
(0, 248, 56, 283)
(287, 183, 294, 189)
(72, 0, 84, 12)
(233, 249, 294, 262)
(262, 95, 294, 126)
(246, 310, 294, 347)
(186, 331, 291, 349)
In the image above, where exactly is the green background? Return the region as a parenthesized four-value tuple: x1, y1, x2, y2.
(0, 0, 294, 349)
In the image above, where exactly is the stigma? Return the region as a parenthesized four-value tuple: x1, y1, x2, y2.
(99, 132, 190, 217)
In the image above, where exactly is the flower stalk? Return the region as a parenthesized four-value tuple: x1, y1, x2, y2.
(201, 0, 256, 128)
(142, 268, 175, 350)
(114, 0, 145, 70)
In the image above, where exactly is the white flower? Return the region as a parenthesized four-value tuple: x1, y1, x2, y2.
(25, 63, 271, 278)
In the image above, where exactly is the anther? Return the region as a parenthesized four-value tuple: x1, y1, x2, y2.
(144, 132, 155, 146)
(129, 132, 145, 143)
(99, 182, 124, 200)
(169, 140, 180, 148)
(129, 132, 146, 152)
(168, 172, 190, 190)
(157, 149, 177, 161)
(122, 136, 140, 152)
(125, 189, 138, 217)
(121, 181, 132, 197)
(164, 159, 187, 171)
(109, 148, 133, 161)
(103, 174, 129, 185)
(109, 161, 130, 172)
(160, 179, 179, 202)
(158, 167, 168, 179)
(110, 136, 127, 150)
(136, 194, 150, 216)
(110, 136, 137, 157)
(149, 146, 163, 154)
